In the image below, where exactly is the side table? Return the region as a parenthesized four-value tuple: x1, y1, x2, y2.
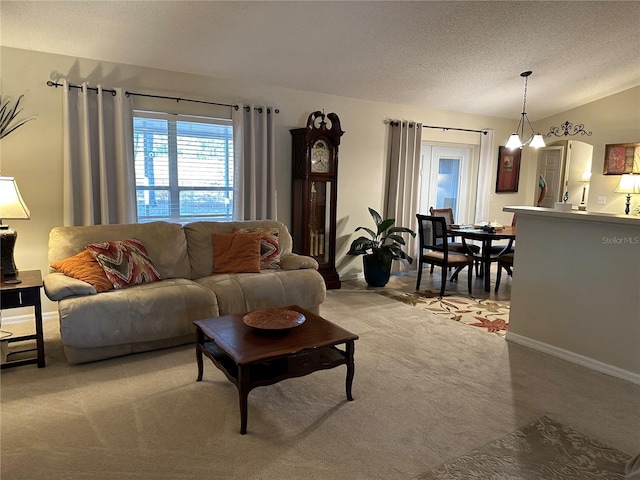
(1, 270, 45, 369)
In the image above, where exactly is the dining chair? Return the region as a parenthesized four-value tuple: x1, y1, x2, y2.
(428, 207, 480, 273)
(415, 214, 474, 297)
(494, 253, 514, 292)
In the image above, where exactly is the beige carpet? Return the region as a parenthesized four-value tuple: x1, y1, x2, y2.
(2, 286, 639, 479)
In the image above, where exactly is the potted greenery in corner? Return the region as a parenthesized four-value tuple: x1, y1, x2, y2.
(347, 207, 416, 287)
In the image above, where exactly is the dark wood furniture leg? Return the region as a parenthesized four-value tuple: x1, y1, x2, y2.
(482, 239, 492, 292)
(345, 340, 355, 401)
(196, 327, 204, 382)
(34, 293, 45, 367)
(238, 365, 250, 435)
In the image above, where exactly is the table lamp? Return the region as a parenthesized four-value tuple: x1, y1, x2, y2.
(614, 173, 640, 215)
(578, 171, 591, 210)
(0, 176, 31, 278)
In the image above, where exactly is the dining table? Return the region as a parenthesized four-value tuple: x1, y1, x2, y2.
(450, 225, 517, 292)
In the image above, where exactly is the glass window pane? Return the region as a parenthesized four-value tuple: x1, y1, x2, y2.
(436, 157, 460, 217)
(136, 189, 170, 218)
(179, 190, 233, 220)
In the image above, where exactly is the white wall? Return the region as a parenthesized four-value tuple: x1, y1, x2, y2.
(1, 47, 638, 315)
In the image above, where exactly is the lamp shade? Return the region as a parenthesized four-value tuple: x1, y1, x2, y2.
(614, 174, 640, 194)
(505, 134, 522, 150)
(579, 171, 592, 183)
(529, 134, 546, 149)
(0, 176, 30, 221)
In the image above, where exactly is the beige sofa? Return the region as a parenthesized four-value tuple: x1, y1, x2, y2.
(44, 220, 326, 364)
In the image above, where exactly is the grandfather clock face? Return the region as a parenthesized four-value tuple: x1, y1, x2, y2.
(311, 139, 330, 173)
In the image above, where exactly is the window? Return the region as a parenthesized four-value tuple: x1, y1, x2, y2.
(133, 111, 234, 224)
(419, 145, 473, 223)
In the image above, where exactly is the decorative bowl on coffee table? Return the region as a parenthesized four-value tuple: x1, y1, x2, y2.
(243, 308, 306, 330)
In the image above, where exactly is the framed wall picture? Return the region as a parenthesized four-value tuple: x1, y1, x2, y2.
(603, 143, 640, 175)
(495, 146, 521, 193)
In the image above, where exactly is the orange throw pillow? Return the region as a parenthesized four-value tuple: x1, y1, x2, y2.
(212, 233, 261, 273)
(232, 227, 280, 269)
(50, 249, 113, 293)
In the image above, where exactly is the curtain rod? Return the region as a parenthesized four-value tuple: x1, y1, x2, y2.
(387, 120, 487, 135)
(46, 81, 279, 113)
(422, 124, 488, 135)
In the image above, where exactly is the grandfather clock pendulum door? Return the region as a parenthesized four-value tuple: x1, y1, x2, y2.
(290, 111, 343, 289)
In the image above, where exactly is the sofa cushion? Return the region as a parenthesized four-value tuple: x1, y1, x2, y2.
(86, 239, 161, 289)
(50, 249, 113, 293)
(58, 278, 219, 352)
(212, 232, 261, 273)
(232, 227, 280, 269)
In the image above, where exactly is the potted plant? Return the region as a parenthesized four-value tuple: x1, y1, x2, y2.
(347, 207, 416, 287)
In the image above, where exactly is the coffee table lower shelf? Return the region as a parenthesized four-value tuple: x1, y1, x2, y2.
(201, 340, 349, 386)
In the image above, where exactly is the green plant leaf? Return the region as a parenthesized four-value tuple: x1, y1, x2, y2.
(388, 226, 416, 237)
(354, 226, 377, 240)
(0, 95, 34, 139)
(377, 218, 394, 235)
(368, 207, 383, 226)
(347, 236, 374, 255)
(386, 234, 406, 245)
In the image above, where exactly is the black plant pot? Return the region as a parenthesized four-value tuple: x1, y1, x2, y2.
(362, 254, 392, 287)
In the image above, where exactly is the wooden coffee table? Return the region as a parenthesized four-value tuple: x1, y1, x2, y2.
(194, 305, 359, 434)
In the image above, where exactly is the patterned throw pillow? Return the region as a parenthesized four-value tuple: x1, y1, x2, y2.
(85, 239, 160, 289)
(212, 232, 262, 273)
(50, 249, 113, 293)
(232, 227, 280, 269)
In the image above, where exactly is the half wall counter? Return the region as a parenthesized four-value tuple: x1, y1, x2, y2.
(503, 206, 640, 384)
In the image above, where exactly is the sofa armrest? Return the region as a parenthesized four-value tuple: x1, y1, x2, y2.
(279, 253, 319, 270)
(43, 272, 97, 301)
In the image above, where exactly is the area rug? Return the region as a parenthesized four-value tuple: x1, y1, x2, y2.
(416, 416, 631, 479)
(377, 288, 510, 336)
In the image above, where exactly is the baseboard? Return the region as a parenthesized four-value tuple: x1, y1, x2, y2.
(506, 331, 640, 385)
(339, 272, 362, 281)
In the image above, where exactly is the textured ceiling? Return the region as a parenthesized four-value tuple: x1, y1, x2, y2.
(2, 1, 639, 120)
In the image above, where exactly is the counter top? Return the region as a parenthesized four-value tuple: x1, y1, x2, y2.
(504, 205, 640, 226)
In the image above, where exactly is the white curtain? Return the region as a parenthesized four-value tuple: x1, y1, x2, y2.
(62, 80, 136, 226)
(385, 120, 422, 273)
(474, 129, 495, 223)
(232, 104, 277, 220)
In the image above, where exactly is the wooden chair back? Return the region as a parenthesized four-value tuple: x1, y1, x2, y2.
(416, 214, 450, 255)
(429, 207, 455, 228)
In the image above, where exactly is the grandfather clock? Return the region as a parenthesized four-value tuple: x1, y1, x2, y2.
(290, 111, 344, 289)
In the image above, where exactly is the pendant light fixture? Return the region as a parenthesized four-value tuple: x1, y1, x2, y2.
(506, 71, 546, 150)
